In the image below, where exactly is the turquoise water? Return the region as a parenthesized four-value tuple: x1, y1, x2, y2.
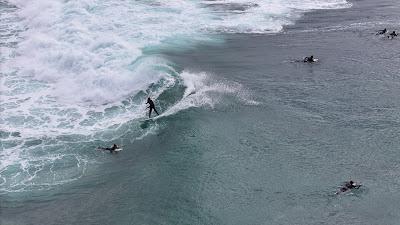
(2, 0, 400, 224)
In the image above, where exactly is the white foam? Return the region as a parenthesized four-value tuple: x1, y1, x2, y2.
(161, 71, 259, 117)
(0, 139, 90, 193)
(1, 0, 351, 137)
(2, 0, 213, 138)
(200, 0, 351, 33)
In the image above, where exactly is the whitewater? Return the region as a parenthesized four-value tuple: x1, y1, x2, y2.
(0, 0, 350, 193)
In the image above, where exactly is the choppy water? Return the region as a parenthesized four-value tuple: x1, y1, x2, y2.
(3, 0, 400, 224)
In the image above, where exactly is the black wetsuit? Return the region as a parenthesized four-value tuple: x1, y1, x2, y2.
(338, 181, 361, 193)
(304, 56, 314, 63)
(98, 145, 118, 153)
(389, 31, 397, 38)
(377, 28, 387, 35)
(147, 98, 159, 118)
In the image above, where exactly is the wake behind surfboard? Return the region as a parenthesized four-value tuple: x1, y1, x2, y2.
(139, 114, 162, 129)
(97, 147, 123, 152)
(140, 118, 155, 129)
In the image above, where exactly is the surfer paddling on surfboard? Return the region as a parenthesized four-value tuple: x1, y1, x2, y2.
(303, 55, 317, 63)
(388, 31, 398, 39)
(97, 144, 121, 153)
(335, 180, 361, 194)
(146, 97, 159, 118)
(376, 28, 387, 35)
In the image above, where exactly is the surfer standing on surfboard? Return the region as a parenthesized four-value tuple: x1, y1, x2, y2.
(146, 97, 159, 118)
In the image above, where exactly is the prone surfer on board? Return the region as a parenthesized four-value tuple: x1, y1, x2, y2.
(146, 97, 159, 118)
(388, 31, 397, 39)
(98, 144, 120, 153)
(376, 28, 387, 35)
(303, 55, 316, 63)
(335, 180, 361, 194)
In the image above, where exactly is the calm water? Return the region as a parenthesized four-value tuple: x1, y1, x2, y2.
(1, 0, 400, 224)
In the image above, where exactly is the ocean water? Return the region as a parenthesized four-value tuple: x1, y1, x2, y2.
(1, 0, 400, 224)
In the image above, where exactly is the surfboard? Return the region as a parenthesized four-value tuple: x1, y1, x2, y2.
(141, 118, 154, 122)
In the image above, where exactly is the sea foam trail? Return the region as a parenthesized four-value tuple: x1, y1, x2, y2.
(0, 0, 351, 193)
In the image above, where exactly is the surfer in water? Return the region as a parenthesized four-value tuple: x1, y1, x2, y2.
(335, 180, 361, 194)
(98, 144, 120, 153)
(376, 28, 387, 35)
(146, 97, 159, 118)
(388, 31, 397, 39)
(303, 55, 315, 63)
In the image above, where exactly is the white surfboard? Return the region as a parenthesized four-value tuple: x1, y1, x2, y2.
(142, 114, 162, 121)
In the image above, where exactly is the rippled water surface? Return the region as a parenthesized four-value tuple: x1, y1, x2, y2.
(2, 0, 400, 224)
